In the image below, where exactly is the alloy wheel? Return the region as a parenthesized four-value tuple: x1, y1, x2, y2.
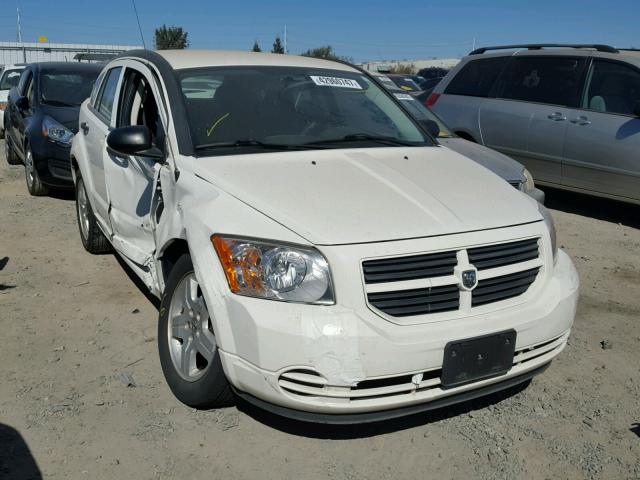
(167, 273, 216, 382)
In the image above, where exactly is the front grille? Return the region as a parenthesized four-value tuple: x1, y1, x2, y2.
(362, 237, 542, 319)
(367, 284, 459, 317)
(362, 251, 457, 284)
(472, 267, 540, 307)
(467, 238, 539, 270)
(509, 181, 522, 190)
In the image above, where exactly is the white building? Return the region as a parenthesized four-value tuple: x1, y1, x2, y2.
(0, 42, 141, 65)
(360, 58, 460, 73)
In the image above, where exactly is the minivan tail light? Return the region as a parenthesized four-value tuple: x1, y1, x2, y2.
(425, 93, 441, 109)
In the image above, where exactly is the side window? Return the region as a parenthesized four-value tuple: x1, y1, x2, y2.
(118, 69, 165, 149)
(582, 60, 640, 116)
(497, 56, 586, 107)
(96, 67, 122, 121)
(0, 69, 23, 90)
(25, 75, 34, 105)
(17, 70, 32, 96)
(444, 57, 508, 97)
(90, 70, 106, 106)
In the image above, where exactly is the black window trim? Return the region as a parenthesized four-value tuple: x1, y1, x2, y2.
(574, 57, 640, 119)
(491, 55, 590, 109)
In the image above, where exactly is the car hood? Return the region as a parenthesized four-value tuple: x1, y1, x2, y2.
(439, 138, 524, 183)
(194, 146, 541, 245)
(41, 104, 81, 133)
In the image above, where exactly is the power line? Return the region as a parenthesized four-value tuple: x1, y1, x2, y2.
(131, 0, 146, 49)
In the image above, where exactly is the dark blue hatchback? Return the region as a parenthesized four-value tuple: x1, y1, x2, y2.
(4, 62, 102, 195)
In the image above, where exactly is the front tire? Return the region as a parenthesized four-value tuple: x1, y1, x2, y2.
(24, 145, 49, 196)
(158, 254, 234, 408)
(75, 174, 111, 254)
(5, 138, 20, 165)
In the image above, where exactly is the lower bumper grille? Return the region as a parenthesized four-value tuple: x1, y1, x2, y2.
(277, 333, 567, 402)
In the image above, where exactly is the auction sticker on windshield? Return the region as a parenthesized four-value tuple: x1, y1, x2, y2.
(394, 93, 414, 101)
(310, 76, 362, 89)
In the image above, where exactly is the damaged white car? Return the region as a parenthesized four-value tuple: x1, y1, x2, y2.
(71, 50, 579, 423)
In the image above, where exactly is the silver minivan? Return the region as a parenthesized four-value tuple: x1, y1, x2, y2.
(429, 44, 640, 205)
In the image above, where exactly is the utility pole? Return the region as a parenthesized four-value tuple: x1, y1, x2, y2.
(472, 37, 476, 51)
(17, 8, 22, 42)
(284, 25, 287, 54)
(17, 8, 26, 63)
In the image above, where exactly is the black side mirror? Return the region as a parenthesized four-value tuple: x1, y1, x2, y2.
(106, 125, 163, 160)
(420, 119, 440, 138)
(16, 96, 29, 111)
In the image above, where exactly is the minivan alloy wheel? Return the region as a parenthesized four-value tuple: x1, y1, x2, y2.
(168, 273, 217, 382)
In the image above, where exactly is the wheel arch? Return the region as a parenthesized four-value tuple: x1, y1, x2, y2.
(158, 238, 191, 284)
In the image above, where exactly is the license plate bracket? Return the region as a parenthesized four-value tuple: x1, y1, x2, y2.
(441, 330, 516, 388)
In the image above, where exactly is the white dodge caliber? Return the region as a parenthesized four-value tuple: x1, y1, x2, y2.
(71, 50, 579, 423)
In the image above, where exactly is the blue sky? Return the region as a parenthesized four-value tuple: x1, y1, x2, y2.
(4, 0, 639, 61)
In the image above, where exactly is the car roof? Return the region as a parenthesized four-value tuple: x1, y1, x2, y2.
(28, 62, 104, 73)
(463, 47, 640, 68)
(151, 49, 358, 72)
(1, 64, 26, 70)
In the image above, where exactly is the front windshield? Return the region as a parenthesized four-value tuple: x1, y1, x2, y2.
(179, 66, 432, 155)
(0, 69, 22, 90)
(40, 71, 99, 106)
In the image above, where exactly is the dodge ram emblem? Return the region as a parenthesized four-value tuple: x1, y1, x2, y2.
(461, 269, 477, 289)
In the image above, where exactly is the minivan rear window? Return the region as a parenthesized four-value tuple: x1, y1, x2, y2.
(444, 57, 507, 97)
(496, 56, 586, 107)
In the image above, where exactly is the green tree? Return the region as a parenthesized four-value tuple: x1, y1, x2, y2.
(251, 41, 262, 52)
(272, 36, 285, 54)
(154, 25, 189, 50)
(300, 45, 352, 63)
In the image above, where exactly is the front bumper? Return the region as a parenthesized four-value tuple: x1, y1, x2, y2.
(32, 140, 73, 187)
(216, 247, 579, 417)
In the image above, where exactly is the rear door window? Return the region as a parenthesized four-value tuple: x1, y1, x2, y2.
(496, 56, 586, 107)
(581, 60, 640, 116)
(96, 67, 122, 122)
(444, 57, 508, 97)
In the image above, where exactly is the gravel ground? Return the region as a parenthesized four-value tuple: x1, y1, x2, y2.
(1, 143, 639, 480)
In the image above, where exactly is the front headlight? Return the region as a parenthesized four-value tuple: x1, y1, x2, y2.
(42, 116, 73, 145)
(537, 203, 557, 263)
(212, 235, 335, 305)
(522, 168, 536, 193)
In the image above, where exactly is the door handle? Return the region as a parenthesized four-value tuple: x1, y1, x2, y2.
(570, 116, 591, 126)
(80, 122, 89, 135)
(547, 112, 567, 121)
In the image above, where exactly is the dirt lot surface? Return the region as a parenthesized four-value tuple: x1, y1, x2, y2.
(1, 143, 639, 480)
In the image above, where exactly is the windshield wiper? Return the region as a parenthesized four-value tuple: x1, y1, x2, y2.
(303, 133, 418, 147)
(194, 139, 321, 151)
(42, 99, 77, 107)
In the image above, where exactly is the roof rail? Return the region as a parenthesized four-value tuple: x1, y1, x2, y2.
(469, 44, 619, 55)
